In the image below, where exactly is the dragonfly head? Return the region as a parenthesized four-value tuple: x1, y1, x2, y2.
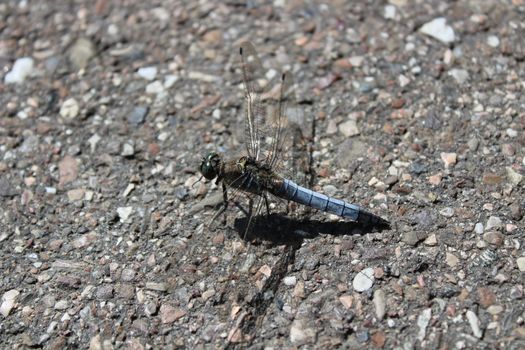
(200, 152, 221, 180)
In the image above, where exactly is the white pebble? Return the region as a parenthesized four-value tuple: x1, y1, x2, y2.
(352, 267, 374, 292)
(5, 57, 35, 84)
(419, 17, 455, 44)
(137, 66, 157, 81)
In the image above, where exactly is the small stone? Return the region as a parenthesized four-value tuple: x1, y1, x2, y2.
(487, 305, 503, 315)
(507, 128, 518, 138)
(384, 5, 397, 19)
(485, 216, 502, 230)
(440, 152, 457, 168)
(449, 69, 469, 84)
(487, 35, 500, 48)
(60, 98, 80, 119)
(5, 57, 35, 84)
(428, 174, 442, 185)
(160, 304, 185, 324)
(477, 287, 496, 308)
(88, 134, 101, 153)
(424, 234, 438, 246)
(339, 120, 359, 137)
(467, 138, 479, 151)
(353, 267, 374, 292)
(339, 295, 353, 309)
(509, 203, 523, 220)
(506, 167, 523, 186)
(137, 66, 157, 81)
(348, 56, 364, 67)
(54, 300, 69, 310)
(373, 289, 386, 320)
(501, 144, 515, 156)
(483, 231, 503, 246)
(1, 289, 20, 317)
(201, 289, 215, 301)
(121, 268, 136, 282)
(283, 276, 297, 286)
(146, 81, 164, 94)
(417, 308, 432, 341)
(439, 207, 454, 217)
(212, 233, 224, 245)
(95, 285, 114, 299)
(127, 106, 149, 125)
(474, 223, 484, 234)
(144, 301, 157, 316)
(398, 74, 410, 87)
(445, 252, 459, 267)
(290, 319, 316, 345)
(67, 188, 85, 201)
(371, 330, 386, 347)
(293, 281, 305, 298)
(58, 155, 78, 186)
(517, 257, 525, 272)
(402, 231, 420, 246)
(145, 282, 167, 292)
(466, 310, 483, 338)
(419, 17, 455, 44)
(121, 143, 134, 157)
(117, 206, 133, 223)
(69, 38, 95, 69)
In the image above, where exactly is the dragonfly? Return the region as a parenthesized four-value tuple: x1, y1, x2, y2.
(198, 42, 389, 234)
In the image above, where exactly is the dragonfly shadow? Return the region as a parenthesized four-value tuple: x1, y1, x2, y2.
(233, 213, 389, 247)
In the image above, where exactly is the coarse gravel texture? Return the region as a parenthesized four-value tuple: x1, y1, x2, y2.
(1, 0, 525, 349)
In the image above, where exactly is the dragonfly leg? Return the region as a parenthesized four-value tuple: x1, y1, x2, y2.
(209, 183, 229, 227)
(263, 193, 271, 216)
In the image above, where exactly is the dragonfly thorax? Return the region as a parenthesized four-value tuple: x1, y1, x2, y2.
(199, 152, 221, 180)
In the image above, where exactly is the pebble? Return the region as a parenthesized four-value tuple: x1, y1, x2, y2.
(506, 128, 518, 138)
(517, 257, 525, 272)
(54, 300, 69, 310)
(146, 81, 164, 94)
(1, 289, 20, 317)
(69, 38, 95, 69)
(67, 188, 85, 201)
(446, 252, 459, 267)
(417, 308, 432, 341)
(96, 285, 114, 299)
(439, 207, 454, 217)
(88, 133, 101, 153)
(467, 137, 479, 151)
(145, 282, 168, 292)
(58, 155, 78, 186)
(487, 35, 500, 48)
(402, 231, 420, 246)
(160, 304, 185, 324)
(466, 310, 483, 338)
(384, 5, 397, 19)
(353, 267, 374, 292)
(506, 167, 523, 186)
(440, 152, 457, 168)
(424, 234, 438, 246)
(5, 57, 35, 84)
(339, 120, 359, 137)
(121, 143, 135, 157)
(283, 276, 297, 286)
(485, 216, 502, 230)
(59, 98, 80, 119)
(373, 289, 386, 320)
(128, 106, 149, 125)
(290, 319, 316, 345)
(137, 66, 157, 81)
(117, 206, 133, 222)
(474, 223, 484, 234)
(339, 295, 353, 309)
(449, 69, 469, 84)
(419, 17, 455, 44)
(483, 231, 503, 246)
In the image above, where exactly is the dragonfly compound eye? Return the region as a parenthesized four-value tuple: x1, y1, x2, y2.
(199, 152, 219, 180)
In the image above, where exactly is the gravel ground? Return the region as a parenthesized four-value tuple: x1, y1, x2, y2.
(1, 0, 525, 349)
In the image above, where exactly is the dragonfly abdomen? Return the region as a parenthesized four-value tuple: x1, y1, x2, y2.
(273, 178, 388, 227)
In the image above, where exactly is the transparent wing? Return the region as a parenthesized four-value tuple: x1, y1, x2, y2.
(239, 41, 266, 161)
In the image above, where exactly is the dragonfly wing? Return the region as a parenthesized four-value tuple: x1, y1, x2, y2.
(239, 41, 266, 161)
